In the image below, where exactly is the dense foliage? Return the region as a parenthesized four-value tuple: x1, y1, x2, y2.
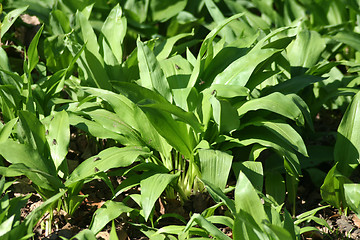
(0, 0, 360, 239)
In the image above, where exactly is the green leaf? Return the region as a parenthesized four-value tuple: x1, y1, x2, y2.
(70, 230, 97, 240)
(155, 31, 194, 60)
(17, 111, 48, 157)
(287, 30, 326, 71)
(237, 92, 305, 126)
(184, 214, 231, 240)
(27, 25, 44, 73)
(112, 83, 199, 157)
(204, 0, 236, 43)
(212, 44, 284, 87)
(150, 0, 187, 22)
(90, 201, 133, 234)
(333, 31, 360, 52)
(320, 165, 348, 210)
(208, 84, 249, 99)
(68, 112, 128, 143)
(199, 149, 232, 190)
(66, 147, 151, 186)
(46, 111, 70, 170)
(243, 119, 308, 157)
(344, 184, 360, 216)
(0, 118, 17, 143)
(0, 6, 28, 38)
(187, 13, 245, 88)
(109, 221, 119, 240)
(84, 87, 172, 156)
(23, 190, 66, 231)
(235, 171, 268, 228)
(0, 138, 55, 175)
(0, 215, 14, 237)
(201, 179, 236, 215)
(74, 10, 111, 90)
(334, 91, 360, 176)
(265, 173, 285, 206)
(232, 161, 263, 192)
(137, 39, 172, 102)
(100, 4, 126, 64)
(210, 95, 240, 133)
(140, 172, 180, 221)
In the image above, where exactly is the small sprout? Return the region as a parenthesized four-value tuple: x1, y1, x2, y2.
(93, 157, 101, 162)
(52, 139, 57, 145)
(94, 167, 100, 173)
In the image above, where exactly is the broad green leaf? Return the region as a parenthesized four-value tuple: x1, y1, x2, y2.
(265, 75, 325, 95)
(237, 92, 305, 126)
(0, 139, 55, 176)
(140, 172, 180, 221)
(187, 13, 245, 88)
(0, 164, 63, 192)
(109, 221, 119, 240)
(212, 43, 284, 87)
(320, 165, 349, 210)
(115, 82, 203, 132)
(155, 31, 194, 60)
(344, 184, 360, 216)
(46, 110, 70, 170)
(0, 215, 14, 237)
(160, 55, 193, 89)
(113, 83, 199, 157)
(208, 84, 249, 99)
(232, 161, 263, 192)
(263, 223, 293, 240)
(17, 111, 48, 157)
(68, 113, 127, 143)
(70, 230, 97, 240)
(206, 216, 234, 228)
(287, 30, 326, 71)
(243, 119, 308, 157)
(210, 96, 239, 133)
(265, 173, 285, 206)
(80, 108, 145, 146)
(101, 4, 126, 64)
(0, 118, 17, 143)
(49, 9, 71, 35)
(0, 6, 28, 38)
(27, 25, 44, 73)
(124, 0, 149, 23)
(75, 10, 101, 61)
(137, 39, 172, 102)
(334, 91, 360, 176)
(201, 179, 236, 215)
(83, 87, 171, 157)
(204, 0, 236, 43)
(183, 214, 231, 240)
(235, 172, 268, 228)
(199, 149, 232, 190)
(66, 147, 151, 185)
(150, 0, 187, 22)
(333, 31, 360, 52)
(287, 94, 314, 132)
(74, 10, 111, 90)
(225, 128, 302, 178)
(90, 201, 133, 234)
